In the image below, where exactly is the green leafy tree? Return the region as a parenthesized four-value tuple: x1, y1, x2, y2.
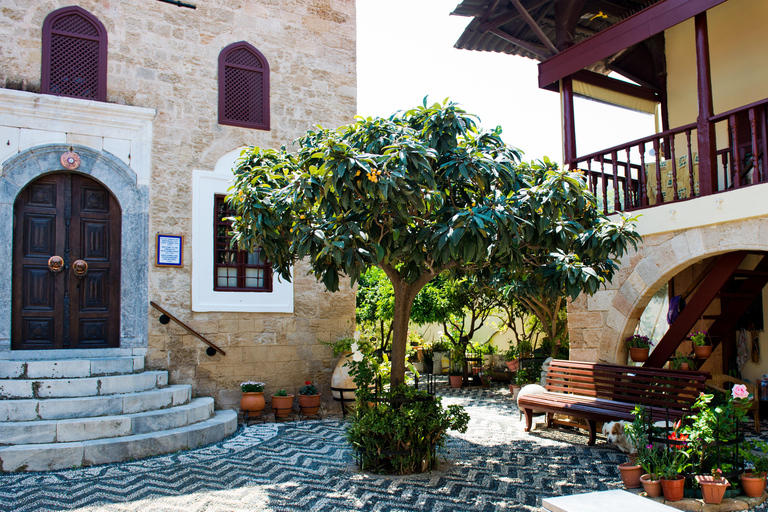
(356, 267, 394, 351)
(227, 100, 640, 387)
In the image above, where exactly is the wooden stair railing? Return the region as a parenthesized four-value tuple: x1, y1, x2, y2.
(644, 251, 749, 368)
(150, 301, 226, 356)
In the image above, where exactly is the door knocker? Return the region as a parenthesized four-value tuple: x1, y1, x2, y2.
(73, 260, 88, 278)
(47, 255, 64, 274)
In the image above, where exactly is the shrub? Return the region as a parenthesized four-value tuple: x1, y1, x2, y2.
(346, 385, 469, 474)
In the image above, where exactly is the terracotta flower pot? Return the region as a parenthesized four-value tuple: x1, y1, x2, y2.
(449, 375, 463, 388)
(240, 392, 265, 414)
(740, 471, 767, 498)
(299, 394, 321, 416)
(693, 345, 712, 358)
(629, 347, 649, 363)
(618, 462, 643, 489)
(640, 474, 662, 497)
(660, 476, 685, 501)
(696, 475, 729, 504)
(271, 394, 294, 418)
(506, 360, 520, 372)
(679, 362, 689, 370)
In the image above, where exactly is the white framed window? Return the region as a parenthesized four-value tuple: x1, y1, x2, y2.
(191, 148, 293, 312)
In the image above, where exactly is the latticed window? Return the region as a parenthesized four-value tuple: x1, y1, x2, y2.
(41, 6, 107, 102)
(214, 195, 272, 292)
(218, 42, 270, 130)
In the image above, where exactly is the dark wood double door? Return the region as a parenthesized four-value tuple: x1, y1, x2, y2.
(12, 173, 121, 350)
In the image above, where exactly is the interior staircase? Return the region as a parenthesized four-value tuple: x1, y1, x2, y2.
(0, 352, 237, 472)
(644, 250, 768, 369)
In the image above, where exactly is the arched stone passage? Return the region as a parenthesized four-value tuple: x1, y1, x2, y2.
(568, 217, 768, 364)
(0, 144, 149, 352)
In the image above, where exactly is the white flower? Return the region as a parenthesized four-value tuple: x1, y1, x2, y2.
(352, 351, 364, 362)
(350, 342, 359, 353)
(354, 330, 361, 342)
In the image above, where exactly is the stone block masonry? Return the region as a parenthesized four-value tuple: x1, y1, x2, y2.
(0, 0, 357, 412)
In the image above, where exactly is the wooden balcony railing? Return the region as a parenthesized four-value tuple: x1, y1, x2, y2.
(569, 98, 768, 214)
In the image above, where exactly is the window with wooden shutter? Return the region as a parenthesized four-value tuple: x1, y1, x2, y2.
(41, 6, 107, 102)
(214, 195, 272, 292)
(218, 42, 270, 130)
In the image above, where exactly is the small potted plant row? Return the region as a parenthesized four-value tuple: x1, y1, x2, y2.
(239, 380, 322, 418)
(689, 331, 712, 359)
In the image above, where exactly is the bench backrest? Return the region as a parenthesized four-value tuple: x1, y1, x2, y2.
(545, 359, 710, 414)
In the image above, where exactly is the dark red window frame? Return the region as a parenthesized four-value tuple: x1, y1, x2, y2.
(214, 195, 272, 292)
(41, 6, 108, 102)
(218, 41, 270, 130)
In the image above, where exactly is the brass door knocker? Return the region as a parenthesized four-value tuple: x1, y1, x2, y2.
(73, 260, 88, 278)
(47, 255, 64, 274)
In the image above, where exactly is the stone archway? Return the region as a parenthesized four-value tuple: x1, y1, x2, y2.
(568, 217, 768, 364)
(0, 144, 149, 352)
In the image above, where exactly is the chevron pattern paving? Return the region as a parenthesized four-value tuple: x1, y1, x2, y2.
(1, 384, 766, 512)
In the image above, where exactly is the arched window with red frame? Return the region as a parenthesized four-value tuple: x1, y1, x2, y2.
(218, 41, 270, 130)
(41, 6, 108, 102)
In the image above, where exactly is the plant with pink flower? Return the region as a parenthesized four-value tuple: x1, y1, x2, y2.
(732, 384, 750, 400)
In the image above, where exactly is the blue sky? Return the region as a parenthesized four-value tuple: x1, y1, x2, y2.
(356, 0, 655, 164)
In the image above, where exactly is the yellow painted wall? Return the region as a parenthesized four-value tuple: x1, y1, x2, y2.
(665, 0, 768, 131)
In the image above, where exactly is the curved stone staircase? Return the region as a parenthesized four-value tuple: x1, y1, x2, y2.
(0, 354, 237, 472)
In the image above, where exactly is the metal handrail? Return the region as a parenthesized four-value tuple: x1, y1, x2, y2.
(150, 301, 226, 356)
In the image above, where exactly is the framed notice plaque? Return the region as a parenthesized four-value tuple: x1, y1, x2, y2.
(156, 234, 183, 267)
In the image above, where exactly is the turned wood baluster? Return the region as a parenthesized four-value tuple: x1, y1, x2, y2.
(669, 135, 679, 201)
(686, 130, 695, 197)
(600, 155, 608, 214)
(721, 151, 729, 190)
(760, 106, 768, 183)
(639, 142, 647, 207)
(612, 150, 620, 211)
(730, 113, 741, 188)
(749, 107, 760, 184)
(624, 148, 632, 209)
(653, 138, 663, 204)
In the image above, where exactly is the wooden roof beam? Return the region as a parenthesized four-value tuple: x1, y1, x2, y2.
(538, 0, 728, 89)
(489, 28, 553, 59)
(478, 0, 550, 32)
(508, 0, 559, 54)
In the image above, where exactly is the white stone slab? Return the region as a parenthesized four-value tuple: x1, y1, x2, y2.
(18, 128, 66, 151)
(103, 137, 131, 166)
(36, 378, 99, 398)
(0, 442, 84, 472)
(0, 400, 37, 422)
(27, 360, 91, 379)
(542, 490, 677, 512)
(0, 126, 20, 165)
(89, 357, 134, 376)
(0, 361, 24, 379)
(57, 416, 132, 443)
(0, 380, 33, 399)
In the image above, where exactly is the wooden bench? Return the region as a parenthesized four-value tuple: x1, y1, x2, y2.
(517, 359, 710, 445)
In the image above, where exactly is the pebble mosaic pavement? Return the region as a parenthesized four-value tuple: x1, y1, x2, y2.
(1, 382, 767, 512)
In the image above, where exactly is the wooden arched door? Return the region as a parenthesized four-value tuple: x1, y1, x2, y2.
(12, 173, 121, 349)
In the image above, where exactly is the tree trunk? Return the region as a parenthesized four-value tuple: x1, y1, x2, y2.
(389, 282, 413, 388)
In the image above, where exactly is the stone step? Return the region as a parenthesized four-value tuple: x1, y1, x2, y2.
(0, 356, 144, 379)
(0, 385, 192, 422)
(0, 397, 214, 444)
(0, 370, 168, 399)
(0, 409, 238, 472)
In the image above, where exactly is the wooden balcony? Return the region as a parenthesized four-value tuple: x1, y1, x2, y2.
(569, 98, 768, 215)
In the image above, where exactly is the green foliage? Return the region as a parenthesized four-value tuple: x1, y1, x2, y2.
(515, 368, 538, 386)
(625, 334, 652, 349)
(240, 381, 265, 393)
(321, 335, 375, 358)
(273, 389, 288, 397)
(689, 331, 709, 347)
(742, 440, 768, 474)
(503, 346, 518, 361)
(227, 99, 640, 384)
(671, 352, 694, 370)
(299, 381, 318, 395)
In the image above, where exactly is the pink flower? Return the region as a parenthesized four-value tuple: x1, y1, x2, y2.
(732, 384, 750, 399)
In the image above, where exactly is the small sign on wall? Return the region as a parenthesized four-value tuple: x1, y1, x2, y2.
(156, 234, 183, 267)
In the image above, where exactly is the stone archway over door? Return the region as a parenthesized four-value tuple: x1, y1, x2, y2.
(12, 172, 121, 349)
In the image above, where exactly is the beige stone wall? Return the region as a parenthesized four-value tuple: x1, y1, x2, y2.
(0, 0, 357, 411)
(568, 215, 768, 364)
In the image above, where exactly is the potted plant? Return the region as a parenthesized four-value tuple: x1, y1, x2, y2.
(690, 331, 712, 359)
(504, 346, 520, 373)
(741, 439, 768, 497)
(658, 446, 690, 501)
(671, 352, 694, 370)
(625, 334, 652, 363)
(422, 347, 434, 375)
(696, 468, 729, 504)
(432, 339, 451, 375)
(240, 381, 266, 415)
(637, 444, 664, 497)
(298, 380, 321, 416)
(449, 349, 464, 388)
(271, 389, 294, 418)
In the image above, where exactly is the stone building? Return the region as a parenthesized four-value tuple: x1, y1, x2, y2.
(453, 0, 768, 381)
(0, 0, 356, 470)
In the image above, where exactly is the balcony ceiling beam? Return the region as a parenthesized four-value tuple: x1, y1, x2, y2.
(476, 0, 551, 32)
(508, 0, 560, 54)
(538, 0, 728, 89)
(489, 28, 553, 59)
